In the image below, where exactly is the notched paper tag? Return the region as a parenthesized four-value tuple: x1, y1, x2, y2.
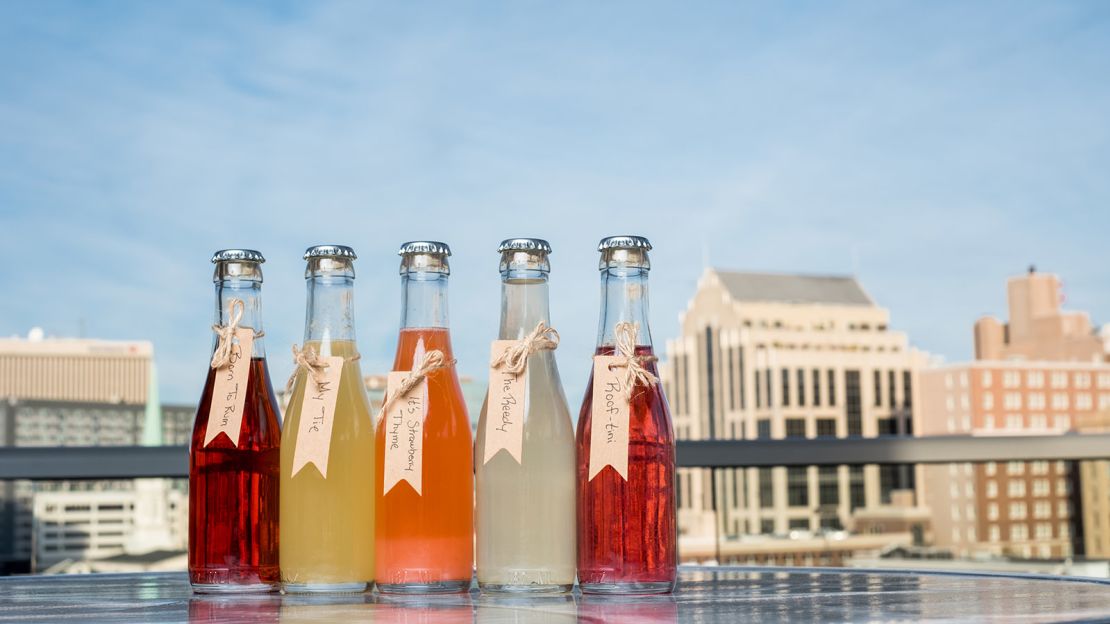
(588, 355, 630, 481)
(204, 328, 255, 448)
(483, 340, 527, 465)
(383, 371, 425, 496)
(290, 355, 344, 479)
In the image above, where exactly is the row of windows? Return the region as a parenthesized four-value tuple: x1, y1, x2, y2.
(987, 522, 1070, 543)
(980, 392, 1109, 411)
(984, 478, 1071, 498)
(680, 466, 874, 511)
(982, 370, 1110, 390)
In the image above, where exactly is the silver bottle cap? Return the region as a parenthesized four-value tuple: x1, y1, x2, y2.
(304, 244, 358, 260)
(498, 238, 551, 274)
(211, 249, 265, 264)
(399, 240, 451, 275)
(211, 249, 264, 282)
(598, 235, 651, 270)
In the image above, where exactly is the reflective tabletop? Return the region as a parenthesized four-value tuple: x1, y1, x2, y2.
(2, 566, 1110, 622)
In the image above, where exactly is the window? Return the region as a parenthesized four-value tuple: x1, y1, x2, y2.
(1060, 523, 1071, 539)
(1035, 501, 1051, 519)
(986, 480, 998, 498)
(788, 467, 809, 507)
(759, 468, 774, 508)
(903, 370, 913, 407)
(818, 466, 839, 505)
(888, 370, 896, 408)
(760, 519, 774, 535)
(874, 370, 882, 406)
(755, 370, 762, 408)
(877, 418, 896, 435)
(1031, 461, 1049, 475)
(989, 525, 1000, 543)
(1059, 501, 1070, 518)
(1057, 478, 1070, 496)
(1004, 392, 1022, 409)
(846, 370, 862, 436)
(1030, 414, 1047, 429)
(849, 466, 865, 510)
(985, 461, 997, 476)
(757, 419, 771, 439)
(813, 368, 821, 407)
(983, 394, 995, 410)
(797, 369, 806, 406)
(1028, 393, 1045, 409)
(1008, 481, 1026, 497)
(705, 328, 717, 433)
(1054, 414, 1070, 430)
(785, 418, 806, 439)
(811, 418, 835, 438)
(1100, 393, 1110, 410)
(737, 348, 746, 410)
(1011, 524, 1028, 542)
(782, 368, 791, 407)
(788, 518, 809, 530)
(982, 371, 993, 387)
(1007, 461, 1025, 475)
(1051, 372, 1068, 389)
(828, 369, 837, 405)
(1035, 523, 1052, 540)
(987, 503, 999, 520)
(1027, 371, 1044, 388)
(1003, 370, 1021, 388)
(765, 368, 772, 409)
(1099, 373, 1110, 389)
(1033, 479, 1050, 497)
(1005, 414, 1021, 429)
(1077, 393, 1093, 410)
(1076, 372, 1092, 389)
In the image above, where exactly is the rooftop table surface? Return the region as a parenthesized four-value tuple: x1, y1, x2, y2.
(2, 566, 1110, 623)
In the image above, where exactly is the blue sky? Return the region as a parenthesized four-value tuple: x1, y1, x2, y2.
(1, 1, 1108, 403)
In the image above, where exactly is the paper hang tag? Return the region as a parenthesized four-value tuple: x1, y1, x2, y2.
(483, 340, 527, 465)
(204, 328, 255, 448)
(588, 355, 631, 481)
(289, 355, 344, 479)
(382, 371, 426, 496)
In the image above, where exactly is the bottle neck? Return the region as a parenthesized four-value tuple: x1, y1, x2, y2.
(499, 269, 551, 338)
(596, 266, 652, 347)
(401, 272, 449, 329)
(215, 279, 265, 357)
(304, 275, 356, 342)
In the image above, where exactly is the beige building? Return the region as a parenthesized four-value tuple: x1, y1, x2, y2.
(661, 269, 929, 562)
(921, 269, 1110, 560)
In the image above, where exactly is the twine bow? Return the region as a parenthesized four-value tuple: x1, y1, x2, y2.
(491, 321, 560, 376)
(210, 299, 245, 369)
(379, 350, 452, 416)
(608, 321, 658, 398)
(283, 344, 360, 411)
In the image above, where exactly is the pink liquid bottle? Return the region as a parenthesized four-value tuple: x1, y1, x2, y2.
(576, 235, 677, 594)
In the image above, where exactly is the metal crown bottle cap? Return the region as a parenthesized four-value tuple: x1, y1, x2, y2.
(498, 238, 552, 254)
(398, 241, 451, 256)
(597, 235, 652, 252)
(211, 249, 265, 263)
(304, 245, 357, 260)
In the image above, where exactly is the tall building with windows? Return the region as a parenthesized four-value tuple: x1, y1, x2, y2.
(0, 332, 191, 573)
(661, 269, 928, 560)
(921, 269, 1109, 560)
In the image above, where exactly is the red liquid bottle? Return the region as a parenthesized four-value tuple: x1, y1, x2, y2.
(576, 236, 677, 594)
(189, 249, 281, 593)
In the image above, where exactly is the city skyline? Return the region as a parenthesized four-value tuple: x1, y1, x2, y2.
(2, 2, 1109, 402)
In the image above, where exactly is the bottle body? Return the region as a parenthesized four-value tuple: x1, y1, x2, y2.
(476, 243, 575, 593)
(189, 251, 281, 593)
(280, 339, 376, 591)
(375, 328, 474, 592)
(280, 246, 375, 593)
(575, 237, 677, 594)
(189, 359, 282, 591)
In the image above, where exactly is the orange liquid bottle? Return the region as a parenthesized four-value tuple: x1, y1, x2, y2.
(375, 241, 474, 593)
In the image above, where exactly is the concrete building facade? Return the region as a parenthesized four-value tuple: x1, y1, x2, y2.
(661, 269, 929, 561)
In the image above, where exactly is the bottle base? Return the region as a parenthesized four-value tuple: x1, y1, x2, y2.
(191, 582, 277, 594)
(479, 582, 574, 595)
(579, 580, 676, 595)
(377, 580, 471, 594)
(281, 581, 370, 594)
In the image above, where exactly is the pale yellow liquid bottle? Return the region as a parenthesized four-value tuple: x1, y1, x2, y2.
(280, 246, 375, 592)
(476, 239, 576, 593)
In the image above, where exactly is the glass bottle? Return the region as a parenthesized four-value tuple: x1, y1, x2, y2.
(280, 245, 375, 593)
(576, 235, 677, 594)
(476, 238, 575, 593)
(375, 241, 474, 593)
(189, 249, 281, 593)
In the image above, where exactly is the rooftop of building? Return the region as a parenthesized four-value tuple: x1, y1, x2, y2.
(713, 270, 875, 307)
(0, 330, 152, 357)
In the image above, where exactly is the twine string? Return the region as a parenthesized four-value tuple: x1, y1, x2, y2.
(490, 321, 560, 376)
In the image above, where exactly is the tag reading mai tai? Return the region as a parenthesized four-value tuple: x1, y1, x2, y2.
(289, 355, 344, 479)
(483, 340, 527, 465)
(203, 328, 255, 448)
(588, 355, 631, 481)
(382, 371, 426, 496)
